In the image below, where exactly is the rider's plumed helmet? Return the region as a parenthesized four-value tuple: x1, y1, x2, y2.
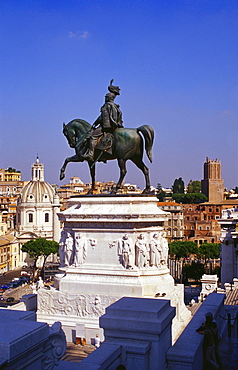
(108, 79, 120, 95)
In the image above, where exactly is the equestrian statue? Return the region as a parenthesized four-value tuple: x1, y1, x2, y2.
(60, 80, 154, 194)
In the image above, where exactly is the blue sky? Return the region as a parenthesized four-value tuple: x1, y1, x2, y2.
(1, 0, 238, 190)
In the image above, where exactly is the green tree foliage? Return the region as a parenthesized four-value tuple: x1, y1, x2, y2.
(233, 186, 238, 194)
(171, 193, 207, 204)
(187, 180, 201, 193)
(169, 241, 198, 259)
(182, 262, 205, 283)
(172, 177, 185, 194)
(197, 243, 220, 262)
(22, 238, 59, 278)
(156, 183, 166, 201)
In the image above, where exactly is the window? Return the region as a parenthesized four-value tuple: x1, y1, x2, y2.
(45, 213, 49, 222)
(186, 216, 190, 220)
(199, 226, 202, 230)
(29, 213, 33, 223)
(206, 226, 210, 230)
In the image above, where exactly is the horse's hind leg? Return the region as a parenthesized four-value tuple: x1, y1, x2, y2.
(131, 156, 151, 193)
(112, 159, 127, 194)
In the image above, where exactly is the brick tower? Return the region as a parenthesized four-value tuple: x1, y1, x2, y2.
(201, 157, 224, 203)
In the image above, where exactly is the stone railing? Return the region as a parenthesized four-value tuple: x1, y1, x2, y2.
(166, 293, 225, 369)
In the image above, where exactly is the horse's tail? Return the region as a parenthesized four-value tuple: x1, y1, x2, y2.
(137, 125, 154, 163)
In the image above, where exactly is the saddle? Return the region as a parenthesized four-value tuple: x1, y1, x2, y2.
(96, 132, 113, 154)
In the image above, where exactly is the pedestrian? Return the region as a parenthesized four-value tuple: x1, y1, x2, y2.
(94, 333, 100, 348)
(196, 312, 221, 369)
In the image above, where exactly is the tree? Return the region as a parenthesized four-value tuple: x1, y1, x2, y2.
(172, 177, 185, 194)
(171, 193, 207, 204)
(187, 180, 201, 193)
(197, 243, 220, 263)
(182, 262, 205, 283)
(22, 238, 59, 279)
(156, 183, 166, 201)
(169, 241, 198, 260)
(233, 186, 238, 194)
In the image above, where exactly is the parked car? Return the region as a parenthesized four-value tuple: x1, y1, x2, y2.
(6, 297, 14, 302)
(0, 285, 9, 290)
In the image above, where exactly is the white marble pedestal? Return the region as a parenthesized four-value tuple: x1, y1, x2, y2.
(37, 195, 190, 343)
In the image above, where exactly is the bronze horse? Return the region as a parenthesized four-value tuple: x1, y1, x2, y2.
(60, 119, 154, 194)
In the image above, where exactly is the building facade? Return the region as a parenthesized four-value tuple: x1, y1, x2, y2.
(158, 201, 184, 242)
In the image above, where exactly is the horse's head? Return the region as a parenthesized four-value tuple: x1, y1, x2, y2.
(63, 123, 76, 148)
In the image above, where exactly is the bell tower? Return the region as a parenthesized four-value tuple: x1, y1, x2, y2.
(31, 156, 44, 182)
(201, 157, 224, 203)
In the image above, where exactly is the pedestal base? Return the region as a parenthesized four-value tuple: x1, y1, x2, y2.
(37, 196, 190, 343)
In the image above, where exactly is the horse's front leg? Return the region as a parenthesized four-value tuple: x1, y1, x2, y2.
(60, 154, 80, 180)
(87, 161, 96, 194)
(111, 159, 127, 194)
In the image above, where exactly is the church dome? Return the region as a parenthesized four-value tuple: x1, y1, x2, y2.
(18, 157, 54, 204)
(21, 180, 54, 203)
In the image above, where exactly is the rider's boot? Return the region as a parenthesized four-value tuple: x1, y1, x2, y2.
(82, 138, 97, 160)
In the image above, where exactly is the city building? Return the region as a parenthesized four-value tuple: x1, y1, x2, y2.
(0, 233, 19, 272)
(158, 201, 184, 242)
(0, 213, 7, 236)
(183, 199, 238, 245)
(183, 203, 221, 244)
(201, 157, 224, 203)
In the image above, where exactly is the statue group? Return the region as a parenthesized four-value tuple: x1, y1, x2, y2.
(59, 231, 92, 267)
(60, 80, 154, 194)
(118, 232, 168, 270)
(59, 230, 168, 270)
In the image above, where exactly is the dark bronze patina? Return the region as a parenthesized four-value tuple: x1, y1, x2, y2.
(60, 81, 154, 194)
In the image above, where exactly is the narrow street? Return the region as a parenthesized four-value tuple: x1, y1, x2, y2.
(0, 268, 33, 306)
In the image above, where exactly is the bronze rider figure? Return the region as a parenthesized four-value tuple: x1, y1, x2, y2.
(82, 79, 124, 161)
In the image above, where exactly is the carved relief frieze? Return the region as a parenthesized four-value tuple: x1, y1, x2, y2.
(38, 289, 116, 318)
